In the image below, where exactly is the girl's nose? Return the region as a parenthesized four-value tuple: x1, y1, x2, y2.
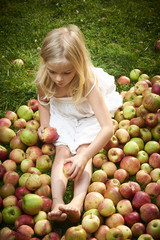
(55, 74, 62, 80)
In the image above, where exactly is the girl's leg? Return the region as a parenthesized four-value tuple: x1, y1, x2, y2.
(59, 144, 92, 223)
(48, 145, 72, 222)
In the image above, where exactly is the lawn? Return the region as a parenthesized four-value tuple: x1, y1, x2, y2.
(0, 0, 160, 117)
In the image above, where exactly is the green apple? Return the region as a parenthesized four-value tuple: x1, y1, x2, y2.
(151, 124, 160, 141)
(144, 141, 160, 155)
(2, 205, 21, 224)
(146, 219, 160, 239)
(65, 226, 87, 240)
(128, 124, 140, 137)
(136, 150, 149, 164)
(124, 141, 139, 156)
(130, 137, 144, 151)
(22, 194, 43, 215)
(82, 214, 100, 233)
(123, 105, 136, 119)
(106, 227, 124, 240)
(140, 128, 152, 142)
(20, 128, 38, 146)
(17, 105, 33, 121)
(130, 68, 142, 81)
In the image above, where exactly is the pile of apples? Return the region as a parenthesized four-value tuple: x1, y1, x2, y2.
(0, 69, 160, 240)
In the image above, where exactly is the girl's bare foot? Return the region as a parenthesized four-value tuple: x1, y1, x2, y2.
(59, 204, 81, 223)
(48, 204, 67, 222)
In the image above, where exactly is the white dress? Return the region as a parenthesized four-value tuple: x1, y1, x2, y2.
(49, 68, 123, 154)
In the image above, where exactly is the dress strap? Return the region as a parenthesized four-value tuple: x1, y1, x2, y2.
(85, 75, 97, 97)
(37, 94, 50, 106)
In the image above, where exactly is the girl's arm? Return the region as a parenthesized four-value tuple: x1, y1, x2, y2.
(66, 83, 114, 180)
(37, 87, 50, 141)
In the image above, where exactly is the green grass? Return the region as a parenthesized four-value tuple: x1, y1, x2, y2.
(0, 0, 160, 117)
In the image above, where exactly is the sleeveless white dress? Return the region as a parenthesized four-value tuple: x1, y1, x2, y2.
(49, 68, 123, 154)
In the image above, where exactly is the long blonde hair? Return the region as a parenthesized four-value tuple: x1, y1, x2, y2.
(35, 24, 94, 102)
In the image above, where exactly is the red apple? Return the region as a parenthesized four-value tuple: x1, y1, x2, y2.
(143, 93, 160, 113)
(108, 147, 124, 163)
(0, 145, 8, 161)
(63, 161, 73, 178)
(119, 181, 141, 199)
(120, 156, 140, 175)
(94, 225, 109, 240)
(145, 113, 158, 127)
(145, 182, 160, 199)
(41, 143, 56, 155)
(136, 169, 151, 186)
(124, 211, 141, 227)
(5, 110, 18, 122)
(15, 214, 35, 229)
(15, 225, 34, 240)
(13, 118, 26, 129)
(105, 178, 120, 189)
(42, 127, 58, 143)
(0, 164, 6, 178)
(2, 195, 18, 208)
(130, 116, 145, 127)
(0, 227, 16, 240)
(115, 128, 130, 144)
(132, 191, 151, 210)
(10, 135, 27, 150)
(131, 223, 145, 238)
(105, 213, 124, 228)
(35, 184, 51, 197)
(40, 196, 52, 212)
(140, 203, 159, 223)
(118, 119, 130, 130)
(0, 117, 11, 127)
(28, 99, 39, 112)
(104, 186, 123, 205)
(9, 148, 25, 164)
(84, 192, 104, 211)
(117, 76, 130, 85)
(116, 199, 133, 216)
(0, 183, 15, 198)
(3, 170, 19, 186)
(114, 169, 129, 183)
(15, 186, 30, 200)
(42, 232, 60, 240)
(88, 182, 106, 195)
(104, 135, 119, 150)
(151, 75, 160, 85)
(25, 146, 42, 162)
(149, 153, 160, 168)
(92, 153, 107, 168)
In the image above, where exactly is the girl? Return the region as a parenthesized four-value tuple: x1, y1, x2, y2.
(36, 24, 122, 223)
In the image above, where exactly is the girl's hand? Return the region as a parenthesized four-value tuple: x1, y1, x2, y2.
(38, 125, 49, 142)
(64, 153, 88, 181)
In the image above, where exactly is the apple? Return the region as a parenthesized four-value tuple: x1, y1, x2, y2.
(0, 164, 6, 178)
(0, 227, 16, 240)
(0, 145, 8, 161)
(116, 199, 133, 216)
(26, 119, 40, 130)
(150, 168, 160, 182)
(125, 91, 137, 102)
(104, 135, 119, 150)
(117, 76, 130, 85)
(42, 232, 60, 240)
(143, 93, 160, 113)
(101, 161, 117, 178)
(0, 196, 2, 208)
(34, 210, 47, 223)
(130, 116, 145, 127)
(137, 234, 154, 240)
(138, 73, 149, 81)
(115, 128, 130, 144)
(41, 143, 56, 155)
(124, 211, 141, 227)
(63, 161, 73, 178)
(116, 225, 132, 239)
(123, 141, 139, 156)
(20, 158, 34, 172)
(105, 213, 124, 228)
(2, 205, 21, 224)
(145, 113, 158, 127)
(151, 124, 160, 141)
(13, 118, 26, 129)
(9, 148, 25, 164)
(15, 186, 30, 200)
(144, 141, 160, 155)
(140, 128, 152, 142)
(136, 105, 149, 119)
(39, 174, 51, 185)
(33, 110, 40, 121)
(146, 219, 160, 240)
(13, 58, 24, 66)
(17, 105, 33, 121)
(15, 214, 34, 228)
(94, 225, 109, 240)
(82, 208, 104, 225)
(5, 110, 18, 122)
(0, 183, 15, 198)
(15, 225, 34, 240)
(106, 228, 124, 240)
(151, 75, 160, 85)
(152, 82, 160, 95)
(88, 182, 106, 195)
(27, 166, 41, 175)
(25, 173, 41, 191)
(128, 124, 140, 137)
(20, 128, 38, 146)
(65, 226, 87, 240)
(108, 147, 123, 163)
(35, 184, 51, 197)
(84, 192, 104, 211)
(131, 222, 146, 238)
(136, 150, 149, 164)
(114, 110, 125, 122)
(2, 159, 17, 171)
(25, 146, 43, 162)
(41, 196, 52, 212)
(91, 169, 107, 183)
(28, 99, 39, 112)
(105, 178, 120, 188)
(114, 169, 129, 183)
(98, 198, 115, 217)
(130, 68, 142, 81)
(3, 170, 19, 186)
(0, 117, 11, 127)
(104, 186, 123, 205)
(141, 163, 153, 173)
(22, 193, 43, 215)
(134, 95, 144, 107)
(123, 105, 136, 119)
(132, 191, 151, 210)
(42, 127, 58, 143)
(130, 137, 144, 151)
(92, 153, 107, 168)
(34, 219, 52, 237)
(120, 156, 140, 175)
(36, 155, 52, 173)
(142, 87, 152, 96)
(18, 173, 31, 187)
(119, 181, 140, 199)
(10, 135, 27, 150)
(136, 169, 151, 185)
(3, 195, 18, 208)
(82, 214, 100, 233)
(149, 153, 160, 168)
(0, 127, 16, 144)
(112, 119, 119, 132)
(140, 203, 159, 223)
(134, 80, 149, 95)
(118, 119, 130, 131)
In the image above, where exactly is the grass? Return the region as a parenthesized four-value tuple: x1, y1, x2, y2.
(0, 0, 160, 237)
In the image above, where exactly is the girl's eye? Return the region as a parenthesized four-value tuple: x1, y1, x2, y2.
(49, 71, 55, 74)
(64, 72, 71, 74)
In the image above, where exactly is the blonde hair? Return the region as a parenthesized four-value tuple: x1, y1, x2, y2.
(35, 24, 93, 102)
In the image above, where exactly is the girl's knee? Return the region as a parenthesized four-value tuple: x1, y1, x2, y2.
(55, 145, 71, 158)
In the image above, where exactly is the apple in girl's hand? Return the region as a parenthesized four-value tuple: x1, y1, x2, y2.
(42, 127, 58, 143)
(63, 161, 73, 178)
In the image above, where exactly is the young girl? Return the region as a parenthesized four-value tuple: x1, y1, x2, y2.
(36, 24, 122, 223)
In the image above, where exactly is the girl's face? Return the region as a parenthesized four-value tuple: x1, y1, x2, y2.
(46, 60, 76, 88)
